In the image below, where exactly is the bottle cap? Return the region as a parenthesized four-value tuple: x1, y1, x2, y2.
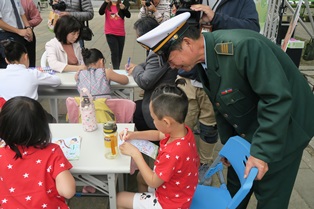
(103, 121, 117, 133)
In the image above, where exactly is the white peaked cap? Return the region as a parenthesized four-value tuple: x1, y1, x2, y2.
(136, 12, 191, 54)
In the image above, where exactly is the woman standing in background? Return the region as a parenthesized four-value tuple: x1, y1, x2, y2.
(99, 0, 131, 69)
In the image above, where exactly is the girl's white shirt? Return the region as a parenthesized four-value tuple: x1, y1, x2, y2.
(0, 64, 61, 100)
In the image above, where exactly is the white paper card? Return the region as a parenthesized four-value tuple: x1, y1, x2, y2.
(52, 136, 81, 161)
(128, 139, 159, 159)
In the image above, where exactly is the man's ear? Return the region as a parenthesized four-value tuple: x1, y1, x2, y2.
(182, 37, 193, 51)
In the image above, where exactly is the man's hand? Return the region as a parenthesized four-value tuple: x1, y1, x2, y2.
(147, 3, 157, 12)
(17, 29, 27, 37)
(141, 0, 156, 12)
(26, 28, 33, 37)
(190, 4, 215, 23)
(125, 63, 135, 76)
(17, 29, 33, 42)
(245, 156, 268, 180)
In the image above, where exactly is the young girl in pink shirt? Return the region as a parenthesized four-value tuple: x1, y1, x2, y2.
(99, 0, 131, 69)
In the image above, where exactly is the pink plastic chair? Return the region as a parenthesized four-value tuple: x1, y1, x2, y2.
(66, 98, 136, 123)
(106, 99, 136, 123)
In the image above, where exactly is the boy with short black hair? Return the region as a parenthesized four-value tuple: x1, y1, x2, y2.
(117, 84, 199, 209)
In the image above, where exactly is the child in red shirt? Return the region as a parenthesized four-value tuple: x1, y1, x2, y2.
(0, 97, 76, 208)
(117, 84, 200, 209)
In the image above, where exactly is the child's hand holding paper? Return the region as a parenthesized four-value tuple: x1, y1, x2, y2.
(118, 130, 159, 159)
(119, 141, 141, 157)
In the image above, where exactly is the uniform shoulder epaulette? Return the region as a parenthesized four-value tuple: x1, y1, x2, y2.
(214, 42, 234, 55)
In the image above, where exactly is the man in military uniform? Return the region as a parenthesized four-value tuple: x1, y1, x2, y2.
(137, 13, 314, 209)
(176, 0, 260, 182)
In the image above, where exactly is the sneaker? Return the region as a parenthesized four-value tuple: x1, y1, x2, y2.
(198, 164, 213, 186)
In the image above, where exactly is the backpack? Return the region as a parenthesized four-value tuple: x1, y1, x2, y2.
(66, 97, 115, 124)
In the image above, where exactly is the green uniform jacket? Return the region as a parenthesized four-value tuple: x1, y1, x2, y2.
(198, 30, 314, 166)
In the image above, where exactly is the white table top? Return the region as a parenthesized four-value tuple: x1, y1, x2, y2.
(49, 123, 135, 175)
(54, 70, 137, 89)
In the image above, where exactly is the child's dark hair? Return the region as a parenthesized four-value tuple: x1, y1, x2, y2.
(81, 48, 105, 66)
(0, 40, 27, 63)
(150, 84, 188, 123)
(0, 97, 51, 159)
(54, 15, 82, 44)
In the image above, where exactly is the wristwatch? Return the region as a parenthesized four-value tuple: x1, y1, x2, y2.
(24, 26, 33, 30)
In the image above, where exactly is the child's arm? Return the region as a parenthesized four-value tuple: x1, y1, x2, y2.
(105, 68, 129, 85)
(36, 71, 61, 87)
(119, 142, 164, 188)
(119, 130, 165, 141)
(56, 170, 76, 199)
